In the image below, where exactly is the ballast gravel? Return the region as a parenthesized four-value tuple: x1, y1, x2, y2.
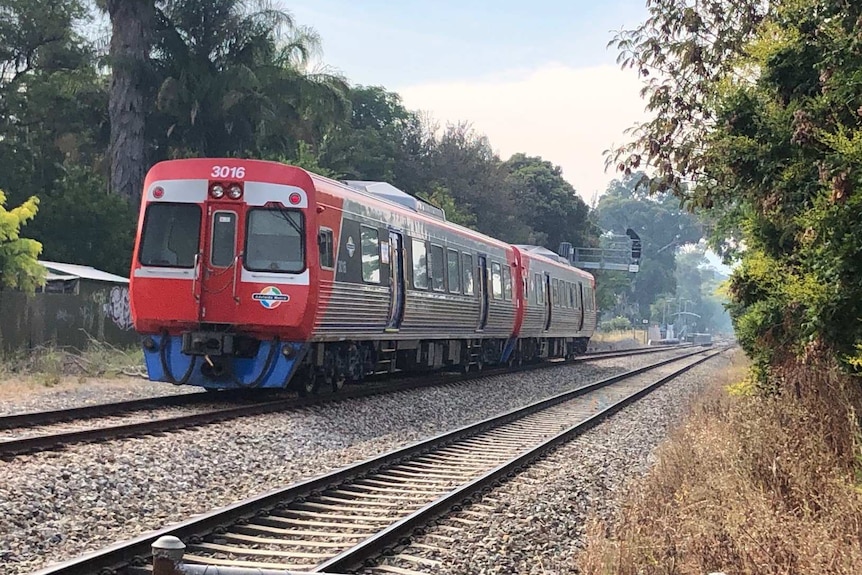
(0, 346, 690, 574)
(365, 350, 736, 575)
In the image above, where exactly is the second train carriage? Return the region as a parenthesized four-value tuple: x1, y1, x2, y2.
(129, 158, 596, 391)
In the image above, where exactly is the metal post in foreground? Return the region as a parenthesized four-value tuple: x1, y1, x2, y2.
(151, 536, 350, 575)
(152, 536, 186, 575)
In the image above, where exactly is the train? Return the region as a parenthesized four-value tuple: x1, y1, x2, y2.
(129, 158, 598, 392)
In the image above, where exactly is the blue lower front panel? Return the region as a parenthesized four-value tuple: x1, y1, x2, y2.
(142, 334, 308, 390)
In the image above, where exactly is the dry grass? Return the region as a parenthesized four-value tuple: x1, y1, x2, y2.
(577, 350, 862, 575)
(0, 340, 144, 389)
(594, 329, 648, 344)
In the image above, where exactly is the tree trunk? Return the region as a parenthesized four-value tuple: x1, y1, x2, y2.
(106, 0, 154, 212)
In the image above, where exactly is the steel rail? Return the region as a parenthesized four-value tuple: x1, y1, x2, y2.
(0, 345, 693, 458)
(28, 345, 724, 575)
(317, 347, 726, 573)
(0, 390, 254, 431)
(0, 345, 679, 433)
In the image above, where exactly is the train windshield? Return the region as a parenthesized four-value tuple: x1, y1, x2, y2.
(139, 203, 202, 268)
(244, 208, 305, 273)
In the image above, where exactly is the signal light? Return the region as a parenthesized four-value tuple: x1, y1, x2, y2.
(210, 184, 225, 198)
(288, 192, 301, 205)
(228, 184, 243, 199)
(153, 186, 165, 199)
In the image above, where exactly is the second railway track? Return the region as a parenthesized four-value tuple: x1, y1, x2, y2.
(31, 343, 728, 575)
(0, 345, 693, 458)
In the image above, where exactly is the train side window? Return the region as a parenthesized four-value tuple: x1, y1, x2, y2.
(535, 273, 544, 304)
(552, 278, 559, 307)
(462, 254, 474, 295)
(412, 239, 428, 289)
(318, 228, 334, 269)
(430, 244, 445, 291)
(447, 249, 461, 294)
(502, 265, 512, 301)
(491, 262, 503, 300)
(360, 225, 380, 283)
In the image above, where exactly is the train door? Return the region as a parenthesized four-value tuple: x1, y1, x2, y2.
(386, 231, 405, 331)
(543, 273, 552, 331)
(477, 255, 489, 331)
(578, 283, 585, 331)
(198, 204, 242, 323)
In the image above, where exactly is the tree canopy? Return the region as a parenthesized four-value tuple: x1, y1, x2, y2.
(0, 0, 711, 330)
(609, 0, 862, 376)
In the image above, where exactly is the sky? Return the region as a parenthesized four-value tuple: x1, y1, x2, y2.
(281, 0, 652, 205)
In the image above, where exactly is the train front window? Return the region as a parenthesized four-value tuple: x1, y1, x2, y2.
(210, 211, 237, 267)
(245, 209, 305, 273)
(139, 203, 201, 268)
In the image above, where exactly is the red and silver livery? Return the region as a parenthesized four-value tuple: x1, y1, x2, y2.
(129, 159, 597, 391)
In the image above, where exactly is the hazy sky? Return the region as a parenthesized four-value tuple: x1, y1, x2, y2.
(281, 0, 652, 203)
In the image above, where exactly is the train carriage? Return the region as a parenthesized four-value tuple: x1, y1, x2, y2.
(129, 158, 594, 392)
(513, 245, 597, 359)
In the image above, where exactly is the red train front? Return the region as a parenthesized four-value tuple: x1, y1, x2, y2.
(130, 159, 319, 388)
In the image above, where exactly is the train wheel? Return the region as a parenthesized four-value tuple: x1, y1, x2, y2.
(298, 366, 320, 397)
(331, 374, 345, 393)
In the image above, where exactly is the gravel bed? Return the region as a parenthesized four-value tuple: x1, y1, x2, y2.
(365, 349, 735, 575)
(0, 347, 689, 575)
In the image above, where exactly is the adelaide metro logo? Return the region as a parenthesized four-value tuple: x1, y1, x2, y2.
(252, 286, 290, 309)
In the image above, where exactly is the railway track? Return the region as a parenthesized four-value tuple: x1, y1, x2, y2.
(30, 343, 727, 575)
(0, 345, 692, 458)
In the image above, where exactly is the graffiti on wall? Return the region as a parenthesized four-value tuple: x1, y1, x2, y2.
(104, 286, 133, 331)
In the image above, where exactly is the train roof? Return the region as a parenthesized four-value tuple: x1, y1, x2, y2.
(310, 173, 514, 251)
(343, 181, 446, 221)
(514, 244, 595, 279)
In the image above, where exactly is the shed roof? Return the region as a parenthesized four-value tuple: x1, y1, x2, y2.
(39, 261, 129, 284)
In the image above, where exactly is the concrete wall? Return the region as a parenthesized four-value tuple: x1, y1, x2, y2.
(0, 283, 138, 353)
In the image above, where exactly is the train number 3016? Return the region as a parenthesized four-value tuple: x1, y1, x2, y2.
(211, 166, 246, 179)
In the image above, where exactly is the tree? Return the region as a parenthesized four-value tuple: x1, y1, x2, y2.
(318, 86, 431, 187)
(593, 172, 702, 317)
(608, 0, 862, 375)
(151, 1, 349, 161)
(0, 191, 45, 292)
(503, 154, 597, 251)
(427, 122, 531, 243)
(105, 0, 155, 208)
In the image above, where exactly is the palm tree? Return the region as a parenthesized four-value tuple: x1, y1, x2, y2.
(150, 0, 349, 160)
(103, 0, 346, 206)
(105, 0, 155, 209)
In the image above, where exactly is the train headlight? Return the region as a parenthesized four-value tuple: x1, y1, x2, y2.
(210, 184, 225, 198)
(228, 184, 243, 199)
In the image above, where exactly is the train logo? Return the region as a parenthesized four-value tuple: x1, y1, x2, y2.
(252, 286, 290, 309)
(346, 237, 356, 257)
